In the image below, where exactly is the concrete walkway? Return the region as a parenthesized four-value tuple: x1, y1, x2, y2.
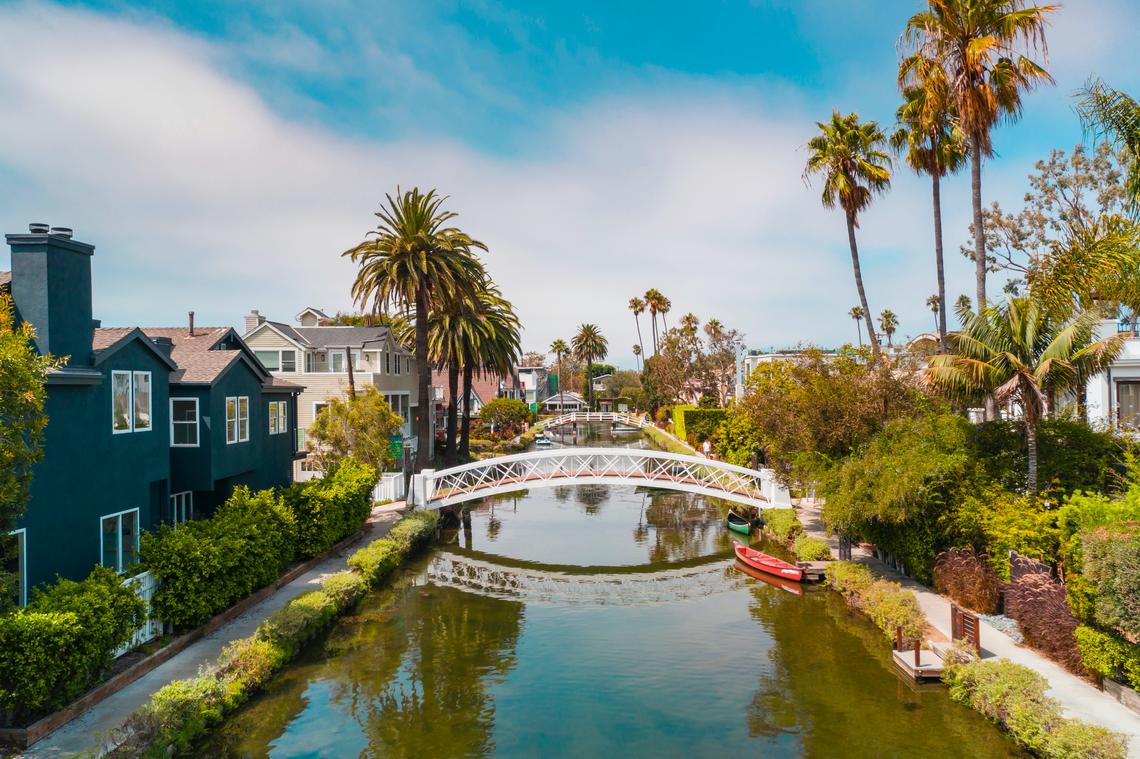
(24, 503, 406, 758)
(796, 499, 1140, 758)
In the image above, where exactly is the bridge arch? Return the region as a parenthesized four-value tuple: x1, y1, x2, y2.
(538, 411, 650, 431)
(408, 447, 791, 511)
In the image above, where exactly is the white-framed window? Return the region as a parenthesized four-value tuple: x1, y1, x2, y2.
(3, 529, 26, 607)
(100, 509, 139, 573)
(255, 349, 297, 373)
(269, 400, 288, 435)
(133, 371, 152, 430)
(314, 402, 329, 421)
(170, 398, 199, 447)
(351, 349, 363, 371)
(170, 492, 192, 524)
(329, 350, 346, 373)
(227, 396, 250, 443)
(112, 370, 133, 433)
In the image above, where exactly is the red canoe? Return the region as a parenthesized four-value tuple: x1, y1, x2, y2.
(734, 544, 804, 582)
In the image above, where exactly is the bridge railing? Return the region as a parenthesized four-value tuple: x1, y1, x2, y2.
(539, 411, 649, 430)
(409, 447, 791, 509)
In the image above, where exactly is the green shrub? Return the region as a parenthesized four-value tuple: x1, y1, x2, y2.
(1058, 487, 1140, 621)
(144, 487, 296, 630)
(671, 404, 696, 442)
(973, 419, 1126, 497)
(114, 672, 229, 755)
(255, 591, 338, 657)
(943, 658, 1127, 759)
(348, 538, 401, 584)
(793, 534, 831, 561)
(319, 570, 368, 610)
(825, 561, 924, 643)
(680, 408, 727, 442)
(216, 637, 288, 700)
(763, 509, 803, 543)
(1075, 625, 1140, 689)
(1081, 528, 1140, 638)
(285, 458, 379, 559)
(825, 561, 873, 597)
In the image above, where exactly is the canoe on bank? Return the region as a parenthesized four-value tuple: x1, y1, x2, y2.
(726, 511, 752, 535)
(733, 544, 804, 582)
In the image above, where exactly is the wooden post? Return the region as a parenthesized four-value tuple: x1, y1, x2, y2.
(914, 639, 921, 667)
(895, 626, 903, 652)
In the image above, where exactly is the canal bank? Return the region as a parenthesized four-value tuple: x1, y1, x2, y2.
(796, 498, 1140, 757)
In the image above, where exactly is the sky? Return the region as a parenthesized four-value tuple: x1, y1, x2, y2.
(1, 0, 1139, 367)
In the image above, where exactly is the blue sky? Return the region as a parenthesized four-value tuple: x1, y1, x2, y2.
(2, 0, 1139, 363)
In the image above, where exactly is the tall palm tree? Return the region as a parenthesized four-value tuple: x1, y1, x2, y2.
(460, 287, 521, 460)
(572, 324, 608, 410)
(644, 289, 666, 355)
(1077, 78, 1140, 207)
(904, 0, 1056, 313)
(878, 309, 899, 348)
(805, 111, 892, 360)
(426, 300, 483, 467)
(955, 294, 972, 312)
(923, 297, 1123, 495)
(849, 305, 865, 347)
(926, 293, 941, 333)
(893, 55, 967, 351)
(632, 344, 642, 371)
(550, 338, 570, 409)
(658, 294, 673, 333)
(344, 187, 486, 471)
(629, 297, 646, 359)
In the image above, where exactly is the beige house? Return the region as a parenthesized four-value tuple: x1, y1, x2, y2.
(242, 308, 433, 471)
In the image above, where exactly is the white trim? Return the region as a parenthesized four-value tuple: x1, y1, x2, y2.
(170, 397, 200, 447)
(7, 528, 26, 607)
(169, 491, 193, 524)
(111, 370, 133, 434)
(269, 399, 288, 435)
(99, 508, 140, 574)
(238, 396, 249, 442)
(132, 370, 152, 432)
(225, 396, 250, 444)
(254, 348, 298, 373)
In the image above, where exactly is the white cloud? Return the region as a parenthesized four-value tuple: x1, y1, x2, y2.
(0, 1, 1133, 367)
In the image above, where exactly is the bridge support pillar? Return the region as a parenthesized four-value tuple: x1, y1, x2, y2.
(410, 469, 435, 508)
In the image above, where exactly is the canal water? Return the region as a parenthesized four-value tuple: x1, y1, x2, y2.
(204, 426, 1020, 757)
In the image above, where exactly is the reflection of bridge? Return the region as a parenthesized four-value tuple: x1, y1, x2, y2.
(538, 411, 649, 431)
(408, 448, 791, 510)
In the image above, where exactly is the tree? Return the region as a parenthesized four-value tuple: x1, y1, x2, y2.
(905, 0, 1056, 313)
(878, 309, 899, 348)
(644, 289, 668, 355)
(307, 387, 405, 473)
(702, 318, 744, 406)
(459, 286, 521, 460)
(956, 294, 972, 312)
(1077, 78, 1140, 208)
(344, 187, 487, 471)
(805, 111, 892, 360)
(549, 339, 569, 407)
(923, 297, 1124, 495)
(0, 295, 61, 604)
(479, 398, 531, 439)
(520, 350, 547, 368)
(572, 324, 608, 410)
(926, 294, 942, 333)
(893, 53, 967, 351)
(632, 344, 642, 371)
(646, 319, 703, 405)
(849, 305, 865, 346)
(629, 297, 646, 359)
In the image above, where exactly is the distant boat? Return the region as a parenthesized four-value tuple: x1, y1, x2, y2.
(535, 437, 553, 447)
(733, 544, 804, 582)
(726, 511, 752, 535)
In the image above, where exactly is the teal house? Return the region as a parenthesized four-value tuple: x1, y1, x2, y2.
(1, 225, 302, 604)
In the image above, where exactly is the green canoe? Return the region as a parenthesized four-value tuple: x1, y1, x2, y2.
(727, 512, 752, 535)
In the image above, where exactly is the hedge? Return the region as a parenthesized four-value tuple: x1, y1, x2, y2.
(110, 510, 438, 757)
(825, 561, 925, 644)
(1074, 625, 1140, 690)
(763, 509, 804, 543)
(0, 566, 145, 723)
(943, 657, 1127, 759)
(284, 458, 379, 559)
(794, 534, 831, 561)
(672, 406, 727, 445)
(1080, 528, 1140, 638)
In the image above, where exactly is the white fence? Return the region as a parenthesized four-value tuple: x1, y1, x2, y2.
(115, 570, 162, 657)
(296, 468, 406, 503)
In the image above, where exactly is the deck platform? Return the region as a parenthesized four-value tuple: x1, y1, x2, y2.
(796, 561, 830, 582)
(892, 648, 945, 681)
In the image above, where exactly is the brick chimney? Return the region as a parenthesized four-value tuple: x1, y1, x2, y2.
(5, 224, 95, 366)
(244, 308, 266, 335)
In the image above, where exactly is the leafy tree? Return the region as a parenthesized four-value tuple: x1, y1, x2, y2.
(895, 52, 967, 350)
(344, 188, 487, 471)
(1077, 78, 1140, 207)
(905, 0, 1056, 312)
(520, 350, 547, 368)
(0, 295, 61, 605)
(307, 387, 405, 473)
(805, 111, 892, 360)
(478, 398, 531, 439)
(710, 404, 765, 467)
(923, 298, 1124, 495)
(572, 324, 608, 409)
(701, 318, 744, 406)
(644, 317, 702, 405)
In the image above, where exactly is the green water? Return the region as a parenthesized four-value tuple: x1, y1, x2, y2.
(204, 427, 1020, 758)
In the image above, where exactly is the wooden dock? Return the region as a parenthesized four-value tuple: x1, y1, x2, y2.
(892, 647, 945, 681)
(796, 561, 830, 582)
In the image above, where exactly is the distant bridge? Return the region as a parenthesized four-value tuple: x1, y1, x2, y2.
(408, 448, 791, 511)
(538, 411, 650, 431)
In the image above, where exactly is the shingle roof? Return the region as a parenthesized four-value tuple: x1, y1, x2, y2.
(293, 325, 392, 350)
(264, 321, 306, 345)
(0, 271, 10, 288)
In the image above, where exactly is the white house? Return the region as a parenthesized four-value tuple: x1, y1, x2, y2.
(1086, 318, 1140, 428)
(542, 391, 588, 413)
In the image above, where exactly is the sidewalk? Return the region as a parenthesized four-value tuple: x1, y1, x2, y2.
(25, 502, 406, 758)
(796, 498, 1140, 758)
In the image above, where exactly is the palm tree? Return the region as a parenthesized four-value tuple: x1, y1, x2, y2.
(572, 324, 608, 410)
(629, 297, 646, 359)
(805, 111, 892, 360)
(460, 287, 521, 459)
(955, 294, 972, 312)
(893, 55, 967, 351)
(644, 289, 666, 354)
(923, 297, 1123, 495)
(1077, 78, 1140, 207)
(658, 294, 673, 333)
(878, 309, 899, 348)
(632, 343, 643, 371)
(344, 187, 486, 471)
(926, 293, 941, 333)
(849, 305, 865, 347)
(550, 338, 570, 410)
(905, 0, 1056, 313)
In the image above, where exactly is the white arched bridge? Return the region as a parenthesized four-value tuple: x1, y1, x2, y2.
(538, 411, 650, 431)
(408, 448, 791, 511)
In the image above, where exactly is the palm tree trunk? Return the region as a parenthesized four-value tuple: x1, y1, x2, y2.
(414, 286, 431, 472)
(1026, 415, 1039, 498)
(932, 171, 949, 352)
(587, 358, 594, 409)
(557, 353, 564, 409)
(445, 362, 459, 467)
(846, 209, 880, 360)
(459, 362, 474, 460)
(634, 315, 644, 359)
(855, 319, 863, 347)
(651, 314, 658, 356)
(970, 135, 987, 313)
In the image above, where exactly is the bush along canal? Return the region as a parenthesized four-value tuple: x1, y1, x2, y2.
(195, 478, 1024, 757)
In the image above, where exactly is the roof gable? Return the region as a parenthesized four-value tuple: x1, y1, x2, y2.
(92, 327, 178, 370)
